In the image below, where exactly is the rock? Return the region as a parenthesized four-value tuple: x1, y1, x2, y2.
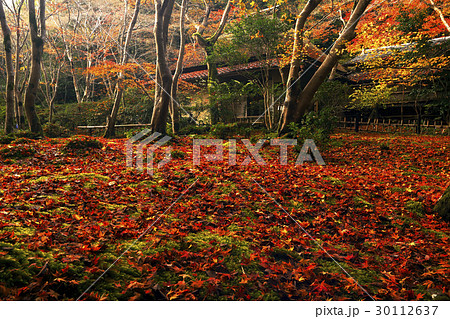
(433, 186, 450, 222)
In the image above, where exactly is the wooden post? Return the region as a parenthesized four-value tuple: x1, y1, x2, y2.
(416, 114, 421, 134)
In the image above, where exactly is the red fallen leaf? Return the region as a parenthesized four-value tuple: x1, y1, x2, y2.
(220, 273, 232, 280)
(312, 280, 332, 294)
(129, 293, 141, 300)
(54, 278, 66, 282)
(91, 244, 102, 252)
(305, 264, 316, 271)
(61, 264, 70, 273)
(343, 254, 354, 261)
(191, 279, 205, 289)
(48, 289, 59, 299)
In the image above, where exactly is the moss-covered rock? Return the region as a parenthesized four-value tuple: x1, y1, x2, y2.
(433, 186, 450, 222)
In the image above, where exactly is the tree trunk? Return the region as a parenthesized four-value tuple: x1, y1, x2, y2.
(69, 57, 82, 104)
(282, 0, 323, 127)
(429, 0, 450, 33)
(104, 0, 141, 138)
(23, 0, 45, 135)
(170, 0, 189, 134)
(193, 0, 231, 91)
(151, 0, 175, 134)
(0, 1, 15, 134)
(434, 186, 450, 222)
(14, 0, 26, 129)
(279, 0, 372, 133)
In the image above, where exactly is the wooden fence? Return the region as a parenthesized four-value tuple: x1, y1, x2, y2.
(338, 118, 450, 135)
(77, 124, 152, 136)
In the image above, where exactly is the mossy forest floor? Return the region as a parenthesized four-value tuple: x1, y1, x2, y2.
(0, 132, 449, 300)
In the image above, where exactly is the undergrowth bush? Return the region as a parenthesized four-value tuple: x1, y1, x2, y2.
(43, 123, 70, 138)
(0, 144, 36, 159)
(211, 123, 252, 139)
(11, 138, 35, 145)
(288, 108, 337, 148)
(178, 124, 210, 136)
(13, 130, 41, 140)
(62, 136, 103, 154)
(0, 134, 14, 145)
(171, 149, 187, 159)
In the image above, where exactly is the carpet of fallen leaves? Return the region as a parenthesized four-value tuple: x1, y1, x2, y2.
(0, 132, 449, 301)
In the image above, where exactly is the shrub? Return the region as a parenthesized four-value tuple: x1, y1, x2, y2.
(211, 123, 240, 139)
(11, 138, 35, 145)
(178, 124, 210, 136)
(62, 136, 103, 153)
(43, 123, 70, 138)
(13, 130, 40, 140)
(288, 107, 337, 148)
(171, 149, 187, 159)
(125, 128, 146, 139)
(0, 144, 36, 159)
(0, 135, 14, 145)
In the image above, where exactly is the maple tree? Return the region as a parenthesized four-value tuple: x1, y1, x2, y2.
(23, 0, 46, 134)
(192, 0, 233, 91)
(345, 0, 450, 131)
(104, 0, 142, 138)
(169, 0, 189, 133)
(214, 12, 289, 129)
(150, 0, 176, 134)
(40, 25, 66, 123)
(279, 0, 373, 133)
(0, 0, 14, 133)
(8, 0, 28, 130)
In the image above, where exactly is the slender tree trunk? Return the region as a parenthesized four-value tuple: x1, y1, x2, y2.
(279, 0, 372, 133)
(46, 65, 62, 123)
(104, 0, 141, 138)
(14, 43, 23, 128)
(170, 0, 189, 134)
(193, 0, 232, 91)
(429, 0, 450, 33)
(151, 0, 176, 134)
(0, 2, 15, 134)
(24, 0, 45, 134)
(282, 0, 323, 123)
(69, 57, 82, 103)
(59, 7, 82, 104)
(13, 0, 26, 129)
(81, 53, 93, 102)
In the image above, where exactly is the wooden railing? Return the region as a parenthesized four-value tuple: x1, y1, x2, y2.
(338, 118, 450, 135)
(77, 124, 152, 136)
(236, 116, 264, 124)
